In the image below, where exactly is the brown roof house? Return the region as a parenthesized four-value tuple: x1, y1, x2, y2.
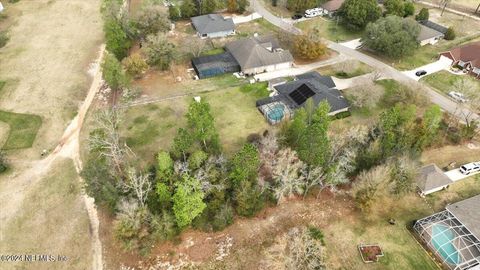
(416, 164, 453, 196)
(225, 35, 293, 75)
(441, 41, 480, 79)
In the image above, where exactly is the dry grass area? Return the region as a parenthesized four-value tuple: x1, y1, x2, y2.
(0, 0, 103, 160)
(426, 4, 480, 37)
(421, 142, 480, 168)
(0, 158, 93, 270)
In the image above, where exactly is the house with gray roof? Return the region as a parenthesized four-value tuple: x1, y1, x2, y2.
(417, 164, 453, 196)
(420, 20, 448, 35)
(414, 195, 480, 270)
(417, 23, 445, 46)
(191, 14, 235, 39)
(256, 71, 350, 124)
(225, 35, 293, 75)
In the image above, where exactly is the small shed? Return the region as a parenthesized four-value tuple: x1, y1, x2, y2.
(191, 52, 240, 79)
(417, 164, 453, 196)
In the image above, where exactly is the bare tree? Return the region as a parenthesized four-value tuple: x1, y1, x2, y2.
(123, 168, 152, 207)
(271, 148, 305, 204)
(258, 131, 279, 184)
(346, 79, 384, 109)
(284, 227, 326, 270)
(335, 60, 359, 75)
(89, 108, 132, 177)
(185, 38, 207, 58)
(440, 0, 451, 16)
(352, 164, 390, 212)
(453, 77, 480, 137)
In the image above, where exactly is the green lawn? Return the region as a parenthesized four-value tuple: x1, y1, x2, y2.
(421, 70, 480, 95)
(122, 84, 270, 164)
(364, 35, 480, 71)
(201, 48, 225, 56)
(297, 17, 363, 42)
(0, 110, 42, 150)
(316, 61, 373, 78)
(425, 175, 480, 212)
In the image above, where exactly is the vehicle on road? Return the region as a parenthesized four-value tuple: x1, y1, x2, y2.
(304, 8, 324, 18)
(459, 162, 480, 175)
(292, 14, 303, 20)
(415, 70, 427, 76)
(448, 91, 468, 103)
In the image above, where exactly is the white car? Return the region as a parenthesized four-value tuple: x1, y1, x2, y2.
(459, 162, 480, 175)
(448, 91, 468, 103)
(304, 8, 325, 18)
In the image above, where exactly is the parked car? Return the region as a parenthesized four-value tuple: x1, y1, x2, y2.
(415, 70, 427, 76)
(304, 8, 324, 18)
(292, 14, 303, 20)
(448, 91, 468, 103)
(459, 162, 480, 175)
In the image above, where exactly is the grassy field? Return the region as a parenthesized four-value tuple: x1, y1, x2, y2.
(0, 110, 42, 150)
(421, 70, 480, 95)
(426, 174, 480, 212)
(0, 158, 93, 270)
(297, 17, 363, 42)
(0, 0, 103, 156)
(316, 60, 373, 78)
(323, 195, 440, 270)
(122, 83, 270, 164)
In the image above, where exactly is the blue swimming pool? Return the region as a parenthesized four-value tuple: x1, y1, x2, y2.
(267, 104, 285, 122)
(432, 224, 460, 265)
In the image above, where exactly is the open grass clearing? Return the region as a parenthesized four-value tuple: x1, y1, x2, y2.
(425, 174, 480, 212)
(420, 70, 480, 95)
(0, 158, 93, 270)
(421, 143, 480, 169)
(0, 110, 42, 150)
(0, 0, 103, 157)
(297, 17, 364, 42)
(316, 60, 373, 78)
(122, 83, 270, 164)
(361, 33, 480, 71)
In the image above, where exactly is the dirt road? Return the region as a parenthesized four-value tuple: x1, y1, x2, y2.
(0, 45, 106, 270)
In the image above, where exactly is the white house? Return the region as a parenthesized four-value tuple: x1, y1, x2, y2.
(191, 14, 235, 39)
(225, 35, 293, 75)
(417, 24, 445, 46)
(416, 164, 453, 196)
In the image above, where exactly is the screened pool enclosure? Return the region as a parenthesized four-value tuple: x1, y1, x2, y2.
(414, 210, 480, 270)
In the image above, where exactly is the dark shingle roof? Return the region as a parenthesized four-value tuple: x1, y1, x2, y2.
(420, 20, 448, 35)
(225, 36, 293, 70)
(417, 164, 453, 193)
(256, 72, 349, 113)
(191, 14, 235, 35)
(296, 71, 336, 89)
(446, 195, 480, 239)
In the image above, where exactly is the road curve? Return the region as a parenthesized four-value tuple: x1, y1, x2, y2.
(249, 0, 479, 122)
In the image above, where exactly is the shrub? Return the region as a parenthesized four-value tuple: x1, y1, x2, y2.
(444, 27, 456, 40)
(188, 150, 208, 170)
(403, 2, 415, 17)
(168, 5, 181, 21)
(0, 151, 7, 173)
(122, 53, 148, 79)
(0, 31, 9, 48)
(415, 8, 429, 21)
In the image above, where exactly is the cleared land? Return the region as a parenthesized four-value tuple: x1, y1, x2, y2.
(421, 70, 480, 95)
(0, 158, 93, 270)
(0, 110, 42, 150)
(0, 0, 103, 158)
(122, 82, 270, 164)
(297, 17, 363, 42)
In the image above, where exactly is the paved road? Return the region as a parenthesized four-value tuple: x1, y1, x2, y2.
(251, 0, 302, 34)
(250, 0, 479, 122)
(327, 42, 479, 122)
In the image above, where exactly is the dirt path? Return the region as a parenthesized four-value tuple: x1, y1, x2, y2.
(0, 45, 106, 270)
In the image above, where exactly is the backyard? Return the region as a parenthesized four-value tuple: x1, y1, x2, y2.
(121, 82, 270, 164)
(0, 110, 42, 150)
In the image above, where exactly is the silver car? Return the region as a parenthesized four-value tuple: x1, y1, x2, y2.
(459, 162, 480, 175)
(448, 91, 468, 103)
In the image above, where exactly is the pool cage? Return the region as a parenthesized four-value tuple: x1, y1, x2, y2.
(258, 101, 294, 125)
(414, 210, 480, 270)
